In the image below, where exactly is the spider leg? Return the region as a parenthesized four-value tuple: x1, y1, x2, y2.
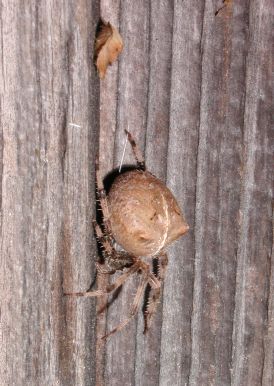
(144, 252, 168, 333)
(65, 260, 141, 297)
(95, 156, 113, 237)
(93, 220, 135, 273)
(67, 258, 160, 297)
(93, 220, 117, 274)
(95, 262, 115, 275)
(136, 259, 161, 289)
(101, 272, 148, 340)
(125, 130, 146, 171)
(93, 220, 114, 257)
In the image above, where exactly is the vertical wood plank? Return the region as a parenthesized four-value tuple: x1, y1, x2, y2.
(262, 222, 274, 385)
(95, 3, 121, 386)
(159, 1, 204, 385)
(134, 1, 174, 385)
(104, 2, 150, 385)
(0, 1, 100, 385)
(189, 0, 249, 384)
(231, 1, 273, 385)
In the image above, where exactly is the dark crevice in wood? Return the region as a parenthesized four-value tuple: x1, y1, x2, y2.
(143, 0, 152, 162)
(189, 0, 207, 383)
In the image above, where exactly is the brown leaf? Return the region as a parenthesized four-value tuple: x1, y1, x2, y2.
(94, 18, 123, 79)
(215, 0, 232, 16)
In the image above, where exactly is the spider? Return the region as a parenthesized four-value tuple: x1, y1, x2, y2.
(67, 131, 189, 340)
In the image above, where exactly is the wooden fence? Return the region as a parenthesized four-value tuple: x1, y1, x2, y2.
(0, 1, 273, 385)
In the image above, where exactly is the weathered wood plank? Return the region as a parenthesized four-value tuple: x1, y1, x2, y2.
(0, 1, 100, 385)
(231, 1, 273, 385)
(96, 3, 121, 386)
(189, 1, 245, 384)
(262, 222, 274, 385)
(104, 2, 150, 386)
(134, 1, 174, 385)
(159, 1, 203, 385)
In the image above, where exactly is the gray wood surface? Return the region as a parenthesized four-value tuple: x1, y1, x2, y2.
(0, 1, 273, 385)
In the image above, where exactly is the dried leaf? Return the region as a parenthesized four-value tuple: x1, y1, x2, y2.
(94, 18, 123, 79)
(215, 0, 232, 16)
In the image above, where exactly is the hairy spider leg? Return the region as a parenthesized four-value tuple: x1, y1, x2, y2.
(99, 260, 160, 340)
(93, 220, 113, 258)
(95, 158, 135, 270)
(65, 261, 141, 297)
(125, 129, 146, 171)
(65, 259, 160, 299)
(101, 271, 149, 340)
(95, 156, 139, 270)
(144, 252, 169, 333)
(93, 220, 127, 272)
(95, 156, 113, 238)
(94, 218, 136, 273)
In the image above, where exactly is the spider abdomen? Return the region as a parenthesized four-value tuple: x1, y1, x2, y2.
(108, 170, 189, 256)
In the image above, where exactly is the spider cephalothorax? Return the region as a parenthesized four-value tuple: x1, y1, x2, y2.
(68, 131, 189, 339)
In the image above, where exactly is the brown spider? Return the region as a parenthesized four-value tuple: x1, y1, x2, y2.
(67, 131, 189, 340)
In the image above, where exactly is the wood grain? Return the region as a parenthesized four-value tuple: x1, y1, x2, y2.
(0, 1, 273, 386)
(0, 1, 100, 385)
